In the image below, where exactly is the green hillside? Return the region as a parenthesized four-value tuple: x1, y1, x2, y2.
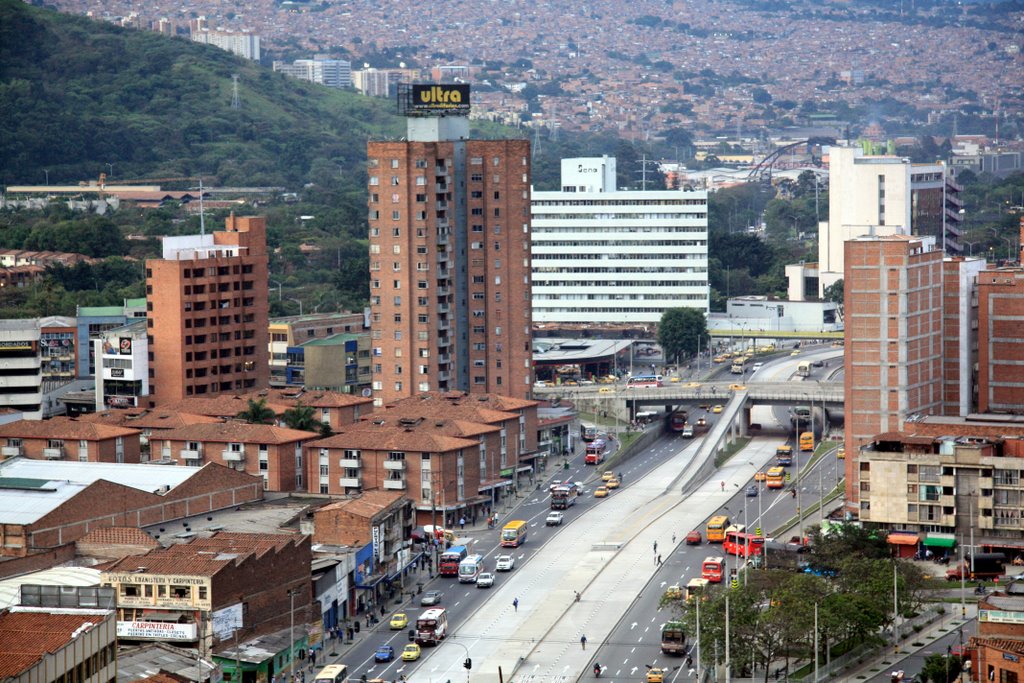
(0, 0, 408, 187)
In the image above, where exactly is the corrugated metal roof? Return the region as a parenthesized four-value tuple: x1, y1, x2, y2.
(0, 567, 101, 609)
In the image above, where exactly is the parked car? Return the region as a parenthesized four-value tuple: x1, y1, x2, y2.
(495, 554, 515, 571)
(476, 572, 495, 588)
(545, 511, 564, 526)
(686, 530, 702, 545)
(375, 644, 395, 662)
(420, 590, 443, 606)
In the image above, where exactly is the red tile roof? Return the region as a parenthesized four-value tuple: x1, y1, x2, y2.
(78, 410, 223, 430)
(0, 610, 109, 678)
(102, 532, 302, 578)
(242, 388, 374, 409)
(308, 420, 478, 452)
(316, 491, 405, 518)
(0, 417, 140, 441)
(77, 526, 161, 548)
(152, 421, 319, 444)
(154, 396, 292, 418)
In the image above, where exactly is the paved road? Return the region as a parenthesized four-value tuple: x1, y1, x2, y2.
(860, 618, 976, 683)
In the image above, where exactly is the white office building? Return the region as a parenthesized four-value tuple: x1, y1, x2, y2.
(531, 156, 709, 324)
(191, 29, 261, 61)
(273, 57, 352, 88)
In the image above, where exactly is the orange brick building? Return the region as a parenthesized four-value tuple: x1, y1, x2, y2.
(367, 113, 533, 406)
(977, 267, 1024, 414)
(0, 416, 142, 463)
(146, 215, 270, 407)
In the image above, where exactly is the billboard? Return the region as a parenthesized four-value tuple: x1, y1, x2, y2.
(401, 84, 471, 117)
(118, 620, 197, 641)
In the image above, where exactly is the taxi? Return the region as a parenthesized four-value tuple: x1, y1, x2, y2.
(836, 445, 846, 459)
(684, 381, 701, 388)
(729, 383, 746, 391)
(401, 643, 422, 661)
(389, 613, 408, 630)
(664, 584, 683, 599)
(713, 355, 728, 363)
(759, 344, 776, 353)
(790, 349, 801, 356)
(712, 405, 723, 414)
(602, 470, 615, 482)
(594, 486, 609, 498)
(647, 667, 667, 683)
(669, 375, 681, 382)
(606, 477, 621, 489)
(754, 471, 767, 482)
(598, 386, 615, 394)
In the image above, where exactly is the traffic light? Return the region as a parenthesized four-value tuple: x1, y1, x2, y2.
(464, 658, 472, 670)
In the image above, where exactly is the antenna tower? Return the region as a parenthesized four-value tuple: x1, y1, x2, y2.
(231, 74, 241, 110)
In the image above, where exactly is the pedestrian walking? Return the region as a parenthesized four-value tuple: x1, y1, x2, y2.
(672, 533, 677, 544)
(513, 597, 519, 612)
(459, 516, 466, 530)
(657, 554, 663, 566)
(653, 540, 658, 554)
(581, 634, 588, 650)
(720, 480, 725, 492)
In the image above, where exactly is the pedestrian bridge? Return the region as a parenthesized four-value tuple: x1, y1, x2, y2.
(537, 380, 843, 410)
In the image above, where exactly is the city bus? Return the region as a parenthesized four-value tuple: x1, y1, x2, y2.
(500, 520, 528, 547)
(660, 620, 687, 655)
(775, 444, 793, 466)
(551, 485, 578, 509)
(582, 425, 598, 442)
(766, 466, 786, 489)
(701, 556, 725, 583)
(585, 439, 606, 465)
(626, 374, 663, 388)
(458, 554, 485, 583)
(800, 431, 815, 451)
(313, 665, 349, 683)
(415, 608, 448, 646)
(686, 577, 710, 603)
(706, 515, 730, 543)
(669, 409, 688, 432)
(724, 530, 765, 558)
(438, 545, 469, 576)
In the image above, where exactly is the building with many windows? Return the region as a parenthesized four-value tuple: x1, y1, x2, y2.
(145, 215, 270, 407)
(367, 91, 532, 406)
(190, 29, 260, 61)
(272, 57, 352, 88)
(531, 156, 709, 323)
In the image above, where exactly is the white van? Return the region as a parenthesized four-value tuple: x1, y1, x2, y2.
(752, 362, 764, 372)
(682, 424, 694, 438)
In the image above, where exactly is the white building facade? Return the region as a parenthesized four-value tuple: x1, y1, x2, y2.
(531, 156, 709, 324)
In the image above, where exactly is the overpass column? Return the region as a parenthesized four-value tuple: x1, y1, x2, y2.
(740, 404, 750, 438)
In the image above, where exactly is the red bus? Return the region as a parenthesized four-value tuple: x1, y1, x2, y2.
(438, 545, 468, 577)
(724, 531, 764, 558)
(584, 439, 606, 465)
(701, 556, 725, 583)
(626, 374, 663, 388)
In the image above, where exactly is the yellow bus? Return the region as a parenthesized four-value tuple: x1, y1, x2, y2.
(706, 515, 730, 543)
(501, 520, 528, 547)
(686, 577, 710, 603)
(799, 431, 814, 451)
(766, 466, 785, 489)
(314, 665, 349, 683)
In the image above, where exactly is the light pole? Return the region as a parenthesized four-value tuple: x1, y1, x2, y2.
(287, 297, 303, 316)
(989, 227, 1015, 262)
(43, 170, 49, 188)
(105, 162, 114, 179)
(269, 279, 283, 301)
(287, 587, 300, 672)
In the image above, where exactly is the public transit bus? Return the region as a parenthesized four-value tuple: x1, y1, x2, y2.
(669, 410, 688, 432)
(706, 515, 730, 543)
(724, 530, 765, 558)
(584, 439, 606, 465)
(313, 665, 349, 683)
(686, 577, 710, 603)
(626, 374, 663, 388)
(766, 466, 786, 489)
(416, 608, 448, 645)
(800, 431, 815, 451)
(438, 545, 469, 576)
(500, 520, 528, 547)
(458, 554, 485, 583)
(701, 556, 726, 583)
(775, 444, 793, 466)
(551, 485, 578, 509)
(582, 425, 599, 442)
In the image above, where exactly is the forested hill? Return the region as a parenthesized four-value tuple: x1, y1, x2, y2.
(0, 0, 412, 188)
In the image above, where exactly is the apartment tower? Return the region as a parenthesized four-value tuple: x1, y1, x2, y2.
(843, 234, 944, 511)
(367, 85, 532, 406)
(146, 215, 270, 407)
(977, 266, 1024, 414)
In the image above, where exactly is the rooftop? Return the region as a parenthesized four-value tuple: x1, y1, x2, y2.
(0, 608, 111, 678)
(0, 567, 101, 610)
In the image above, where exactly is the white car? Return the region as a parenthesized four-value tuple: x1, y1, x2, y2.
(476, 572, 495, 588)
(752, 362, 764, 371)
(495, 555, 515, 571)
(545, 511, 564, 526)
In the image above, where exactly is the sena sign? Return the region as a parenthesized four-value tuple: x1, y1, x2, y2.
(410, 84, 470, 116)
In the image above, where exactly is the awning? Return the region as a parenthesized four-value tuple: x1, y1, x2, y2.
(923, 533, 957, 548)
(887, 533, 920, 546)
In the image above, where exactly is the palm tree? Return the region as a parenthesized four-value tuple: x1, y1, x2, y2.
(237, 398, 276, 424)
(282, 403, 318, 431)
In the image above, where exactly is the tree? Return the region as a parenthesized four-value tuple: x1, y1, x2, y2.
(823, 279, 844, 304)
(658, 308, 708, 364)
(282, 403, 318, 431)
(918, 652, 962, 682)
(237, 398, 276, 424)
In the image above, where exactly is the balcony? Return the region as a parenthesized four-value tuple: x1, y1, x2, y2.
(222, 450, 245, 462)
(339, 476, 360, 488)
(1, 446, 22, 457)
(179, 448, 201, 459)
(42, 447, 65, 460)
(383, 460, 406, 471)
(0, 375, 42, 389)
(339, 457, 361, 468)
(383, 479, 406, 490)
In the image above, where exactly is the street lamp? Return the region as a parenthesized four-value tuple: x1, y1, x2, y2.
(105, 162, 114, 179)
(269, 279, 283, 301)
(287, 587, 301, 672)
(989, 227, 1015, 262)
(287, 297, 304, 316)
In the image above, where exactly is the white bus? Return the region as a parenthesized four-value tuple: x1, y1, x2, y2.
(458, 554, 485, 583)
(313, 665, 348, 683)
(416, 608, 448, 646)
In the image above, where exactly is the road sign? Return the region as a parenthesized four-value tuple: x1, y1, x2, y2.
(755, 526, 762, 536)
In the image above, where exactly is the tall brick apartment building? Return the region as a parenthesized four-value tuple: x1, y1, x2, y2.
(146, 215, 270, 407)
(367, 86, 532, 406)
(977, 267, 1024, 413)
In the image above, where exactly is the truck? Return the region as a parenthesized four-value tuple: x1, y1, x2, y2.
(660, 620, 687, 655)
(946, 553, 1006, 581)
(730, 356, 748, 374)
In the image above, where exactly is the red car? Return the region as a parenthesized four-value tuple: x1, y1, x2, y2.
(685, 530, 702, 545)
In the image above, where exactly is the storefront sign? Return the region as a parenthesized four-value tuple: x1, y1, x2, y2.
(110, 368, 125, 378)
(119, 337, 133, 355)
(980, 609, 1024, 624)
(117, 620, 196, 641)
(372, 525, 382, 562)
